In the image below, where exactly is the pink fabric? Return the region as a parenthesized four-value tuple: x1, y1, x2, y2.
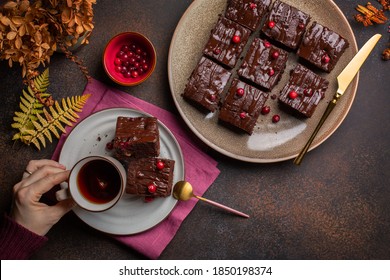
(52, 79, 220, 259)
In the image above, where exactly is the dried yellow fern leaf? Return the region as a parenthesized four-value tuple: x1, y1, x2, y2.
(12, 68, 91, 150)
(17, 94, 91, 149)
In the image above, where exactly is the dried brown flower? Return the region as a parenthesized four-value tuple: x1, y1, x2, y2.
(0, 0, 96, 92)
(354, 2, 388, 26)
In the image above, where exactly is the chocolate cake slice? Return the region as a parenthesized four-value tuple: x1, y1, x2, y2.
(219, 78, 269, 134)
(126, 157, 175, 198)
(278, 64, 329, 118)
(261, 0, 311, 50)
(238, 38, 288, 91)
(225, 0, 271, 31)
(203, 16, 251, 68)
(183, 56, 232, 112)
(113, 116, 160, 160)
(297, 21, 349, 73)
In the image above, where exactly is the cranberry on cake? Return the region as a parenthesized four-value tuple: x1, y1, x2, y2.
(183, 56, 232, 112)
(203, 16, 251, 69)
(225, 0, 271, 31)
(261, 0, 311, 50)
(219, 78, 269, 134)
(126, 157, 175, 198)
(113, 116, 160, 160)
(297, 21, 349, 73)
(238, 38, 288, 91)
(278, 64, 329, 118)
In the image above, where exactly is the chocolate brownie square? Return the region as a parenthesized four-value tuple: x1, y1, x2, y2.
(219, 78, 269, 134)
(237, 38, 288, 90)
(113, 117, 160, 159)
(225, 0, 271, 31)
(278, 64, 329, 117)
(203, 16, 251, 68)
(261, 0, 311, 50)
(126, 157, 175, 198)
(183, 56, 232, 112)
(297, 21, 349, 72)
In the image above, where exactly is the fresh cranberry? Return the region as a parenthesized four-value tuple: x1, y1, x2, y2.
(114, 58, 122, 66)
(117, 51, 125, 58)
(261, 106, 271, 115)
(131, 70, 139, 78)
(268, 21, 276, 28)
(209, 94, 217, 102)
(156, 160, 165, 170)
(236, 88, 245, 97)
(121, 45, 129, 52)
(264, 41, 271, 48)
(249, 2, 257, 9)
(289, 90, 298, 99)
(322, 54, 330, 64)
(268, 68, 275, 76)
(272, 114, 280, 123)
(148, 183, 157, 193)
(115, 66, 122, 73)
(239, 112, 247, 119)
(122, 61, 130, 67)
(213, 48, 221, 55)
(136, 48, 142, 55)
(298, 23, 305, 29)
(124, 71, 132, 78)
(271, 51, 279, 59)
(120, 66, 127, 74)
(232, 35, 241, 43)
(142, 64, 149, 70)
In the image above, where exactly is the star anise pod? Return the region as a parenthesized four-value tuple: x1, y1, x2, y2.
(354, 2, 388, 26)
(377, 0, 390, 10)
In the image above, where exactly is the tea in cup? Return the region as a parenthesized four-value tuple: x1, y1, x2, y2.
(56, 155, 126, 212)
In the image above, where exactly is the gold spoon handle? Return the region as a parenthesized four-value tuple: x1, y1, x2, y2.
(294, 97, 338, 165)
(194, 195, 249, 218)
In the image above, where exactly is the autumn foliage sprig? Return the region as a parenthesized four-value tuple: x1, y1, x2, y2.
(0, 0, 96, 92)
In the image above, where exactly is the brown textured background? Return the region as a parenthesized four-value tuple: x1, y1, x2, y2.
(0, 0, 389, 259)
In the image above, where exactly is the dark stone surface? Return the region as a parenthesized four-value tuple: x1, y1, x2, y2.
(0, 0, 389, 260)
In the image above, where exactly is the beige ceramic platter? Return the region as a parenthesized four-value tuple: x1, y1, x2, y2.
(168, 0, 358, 163)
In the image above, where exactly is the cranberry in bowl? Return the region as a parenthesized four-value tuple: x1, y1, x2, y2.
(103, 32, 156, 86)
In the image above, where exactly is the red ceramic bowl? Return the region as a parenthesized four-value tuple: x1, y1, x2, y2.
(103, 32, 156, 86)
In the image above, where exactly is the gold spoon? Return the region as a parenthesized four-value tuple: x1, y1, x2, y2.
(173, 181, 249, 218)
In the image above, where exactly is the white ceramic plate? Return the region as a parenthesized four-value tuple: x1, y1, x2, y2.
(59, 108, 185, 235)
(168, 0, 358, 163)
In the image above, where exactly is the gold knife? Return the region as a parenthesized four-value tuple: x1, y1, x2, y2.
(294, 34, 382, 165)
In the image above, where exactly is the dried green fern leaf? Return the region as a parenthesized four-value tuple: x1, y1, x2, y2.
(12, 69, 51, 142)
(16, 93, 91, 150)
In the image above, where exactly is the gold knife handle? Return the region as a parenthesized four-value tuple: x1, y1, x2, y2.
(294, 94, 341, 165)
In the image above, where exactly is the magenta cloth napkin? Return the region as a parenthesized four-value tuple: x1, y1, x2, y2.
(52, 78, 220, 259)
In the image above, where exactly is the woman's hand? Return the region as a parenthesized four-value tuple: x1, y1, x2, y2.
(10, 159, 75, 236)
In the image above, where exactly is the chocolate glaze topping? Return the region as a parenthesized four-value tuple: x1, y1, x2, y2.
(278, 64, 329, 117)
(219, 78, 269, 134)
(114, 117, 160, 159)
(203, 16, 251, 68)
(238, 38, 288, 90)
(297, 21, 349, 72)
(183, 56, 231, 112)
(225, 0, 271, 31)
(126, 157, 175, 197)
(261, 0, 311, 50)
